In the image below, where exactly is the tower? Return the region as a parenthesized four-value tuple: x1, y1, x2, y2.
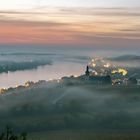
(85, 65, 90, 76)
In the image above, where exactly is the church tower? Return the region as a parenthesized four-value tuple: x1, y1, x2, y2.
(85, 65, 90, 76)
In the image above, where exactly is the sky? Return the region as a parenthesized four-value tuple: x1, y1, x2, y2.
(0, 0, 140, 47)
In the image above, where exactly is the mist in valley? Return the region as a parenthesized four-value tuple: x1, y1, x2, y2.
(0, 81, 140, 133)
(0, 46, 140, 139)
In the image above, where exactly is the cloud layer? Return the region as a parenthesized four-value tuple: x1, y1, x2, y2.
(0, 7, 140, 47)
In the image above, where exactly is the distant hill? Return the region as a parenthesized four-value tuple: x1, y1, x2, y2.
(110, 55, 140, 62)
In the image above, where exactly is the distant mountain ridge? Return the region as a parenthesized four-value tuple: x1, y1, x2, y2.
(110, 55, 140, 61)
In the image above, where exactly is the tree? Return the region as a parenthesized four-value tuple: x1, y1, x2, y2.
(0, 126, 27, 140)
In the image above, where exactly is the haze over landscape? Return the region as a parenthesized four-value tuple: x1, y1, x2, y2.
(0, 0, 140, 140)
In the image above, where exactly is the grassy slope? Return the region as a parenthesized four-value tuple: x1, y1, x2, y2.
(0, 84, 140, 139)
(29, 130, 140, 140)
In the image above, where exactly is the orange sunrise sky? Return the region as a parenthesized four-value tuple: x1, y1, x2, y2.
(0, 0, 140, 47)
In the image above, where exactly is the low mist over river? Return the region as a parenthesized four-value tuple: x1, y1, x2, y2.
(0, 45, 139, 88)
(0, 45, 140, 140)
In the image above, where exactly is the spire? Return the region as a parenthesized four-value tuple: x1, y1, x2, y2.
(85, 65, 90, 76)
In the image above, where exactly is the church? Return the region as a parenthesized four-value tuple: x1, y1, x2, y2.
(82, 65, 112, 85)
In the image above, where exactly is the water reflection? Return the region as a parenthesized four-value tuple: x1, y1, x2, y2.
(0, 61, 84, 88)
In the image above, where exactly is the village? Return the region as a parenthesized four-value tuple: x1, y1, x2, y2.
(0, 58, 140, 95)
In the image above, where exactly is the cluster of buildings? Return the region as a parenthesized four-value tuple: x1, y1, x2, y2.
(0, 80, 46, 94)
(84, 65, 139, 86)
(0, 58, 140, 94)
(62, 62, 140, 86)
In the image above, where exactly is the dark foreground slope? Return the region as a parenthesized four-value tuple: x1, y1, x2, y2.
(0, 81, 140, 139)
(29, 130, 140, 140)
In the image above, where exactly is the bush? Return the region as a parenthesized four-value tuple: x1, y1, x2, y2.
(0, 126, 27, 140)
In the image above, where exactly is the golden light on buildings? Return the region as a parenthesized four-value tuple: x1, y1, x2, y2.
(104, 63, 111, 68)
(112, 70, 116, 74)
(95, 72, 98, 75)
(25, 83, 30, 87)
(0, 88, 7, 94)
(16, 84, 19, 88)
(24, 81, 34, 87)
(112, 68, 128, 76)
(118, 68, 128, 76)
(92, 63, 96, 67)
(89, 57, 128, 78)
(90, 59, 97, 67)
